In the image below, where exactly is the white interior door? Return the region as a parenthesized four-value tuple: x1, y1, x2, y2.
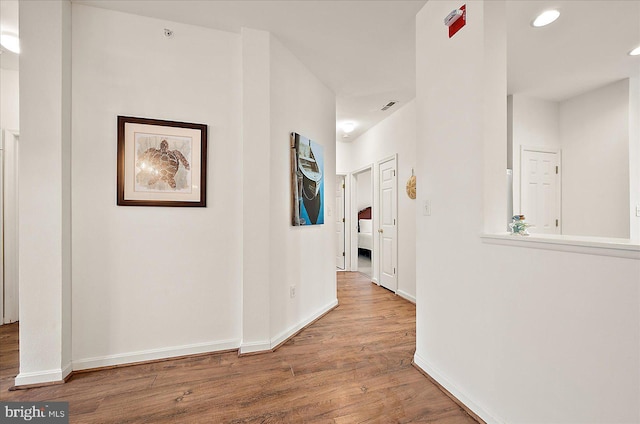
(520, 147, 561, 234)
(378, 157, 397, 292)
(336, 175, 345, 269)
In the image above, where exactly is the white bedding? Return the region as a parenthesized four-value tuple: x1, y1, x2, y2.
(358, 219, 373, 251)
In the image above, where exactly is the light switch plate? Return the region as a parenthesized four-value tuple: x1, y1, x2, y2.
(423, 200, 431, 216)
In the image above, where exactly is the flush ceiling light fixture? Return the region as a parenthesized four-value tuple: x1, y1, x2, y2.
(532, 10, 560, 27)
(0, 32, 20, 54)
(629, 45, 640, 56)
(341, 122, 356, 133)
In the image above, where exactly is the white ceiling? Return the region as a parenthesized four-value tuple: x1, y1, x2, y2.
(507, 0, 640, 102)
(3, 1, 639, 138)
(74, 0, 427, 141)
(0, 0, 19, 70)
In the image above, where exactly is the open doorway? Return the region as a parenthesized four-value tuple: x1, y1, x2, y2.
(1, 130, 19, 325)
(1, 0, 20, 325)
(0, 0, 20, 326)
(352, 167, 373, 279)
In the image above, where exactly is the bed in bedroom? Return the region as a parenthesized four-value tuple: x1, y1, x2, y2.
(358, 206, 372, 256)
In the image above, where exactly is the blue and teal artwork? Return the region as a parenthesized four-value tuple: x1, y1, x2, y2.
(291, 132, 324, 226)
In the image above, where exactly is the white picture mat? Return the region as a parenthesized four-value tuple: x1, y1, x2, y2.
(123, 122, 202, 202)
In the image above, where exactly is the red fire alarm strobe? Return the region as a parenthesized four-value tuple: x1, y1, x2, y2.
(445, 4, 466, 38)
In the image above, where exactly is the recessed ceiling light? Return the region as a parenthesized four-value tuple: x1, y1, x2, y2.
(341, 122, 356, 133)
(0, 32, 20, 54)
(630, 45, 640, 56)
(532, 10, 560, 27)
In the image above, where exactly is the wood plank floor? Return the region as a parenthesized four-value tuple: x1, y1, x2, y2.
(0, 272, 476, 423)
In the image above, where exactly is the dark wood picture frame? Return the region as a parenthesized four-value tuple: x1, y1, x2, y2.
(117, 116, 207, 207)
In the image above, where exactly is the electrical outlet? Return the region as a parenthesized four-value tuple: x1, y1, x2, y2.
(290, 285, 296, 298)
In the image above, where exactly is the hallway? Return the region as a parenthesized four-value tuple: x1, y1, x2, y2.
(0, 273, 476, 423)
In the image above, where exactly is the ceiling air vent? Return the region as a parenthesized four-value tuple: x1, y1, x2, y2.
(381, 101, 397, 111)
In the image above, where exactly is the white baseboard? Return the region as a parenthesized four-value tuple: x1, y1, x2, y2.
(62, 361, 73, 379)
(23, 300, 340, 379)
(413, 353, 504, 424)
(73, 338, 240, 371)
(270, 299, 338, 349)
(397, 290, 416, 303)
(14, 361, 74, 387)
(15, 368, 66, 387)
(239, 340, 272, 355)
(240, 299, 339, 355)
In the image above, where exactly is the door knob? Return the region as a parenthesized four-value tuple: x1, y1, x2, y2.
(378, 228, 384, 233)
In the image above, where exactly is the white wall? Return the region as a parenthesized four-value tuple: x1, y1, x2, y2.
(240, 28, 338, 353)
(241, 28, 272, 353)
(415, 2, 640, 424)
(338, 100, 416, 302)
(241, 28, 337, 353)
(1, 69, 19, 131)
(630, 77, 640, 241)
(18, 0, 72, 385)
(355, 169, 372, 211)
(267, 35, 337, 348)
(16, 2, 338, 383)
(336, 140, 351, 174)
(71, 5, 243, 368)
(560, 79, 630, 238)
(511, 81, 636, 239)
(511, 94, 560, 214)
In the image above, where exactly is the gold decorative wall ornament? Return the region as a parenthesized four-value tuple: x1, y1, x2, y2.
(406, 170, 416, 200)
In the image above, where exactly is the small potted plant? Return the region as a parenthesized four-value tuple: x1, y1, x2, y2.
(509, 215, 532, 236)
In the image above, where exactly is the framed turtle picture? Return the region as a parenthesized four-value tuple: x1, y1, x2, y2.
(117, 116, 207, 207)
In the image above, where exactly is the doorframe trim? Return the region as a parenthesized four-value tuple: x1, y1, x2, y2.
(1, 129, 19, 325)
(349, 164, 375, 279)
(336, 173, 348, 271)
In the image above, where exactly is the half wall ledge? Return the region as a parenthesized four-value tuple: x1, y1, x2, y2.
(481, 233, 640, 260)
